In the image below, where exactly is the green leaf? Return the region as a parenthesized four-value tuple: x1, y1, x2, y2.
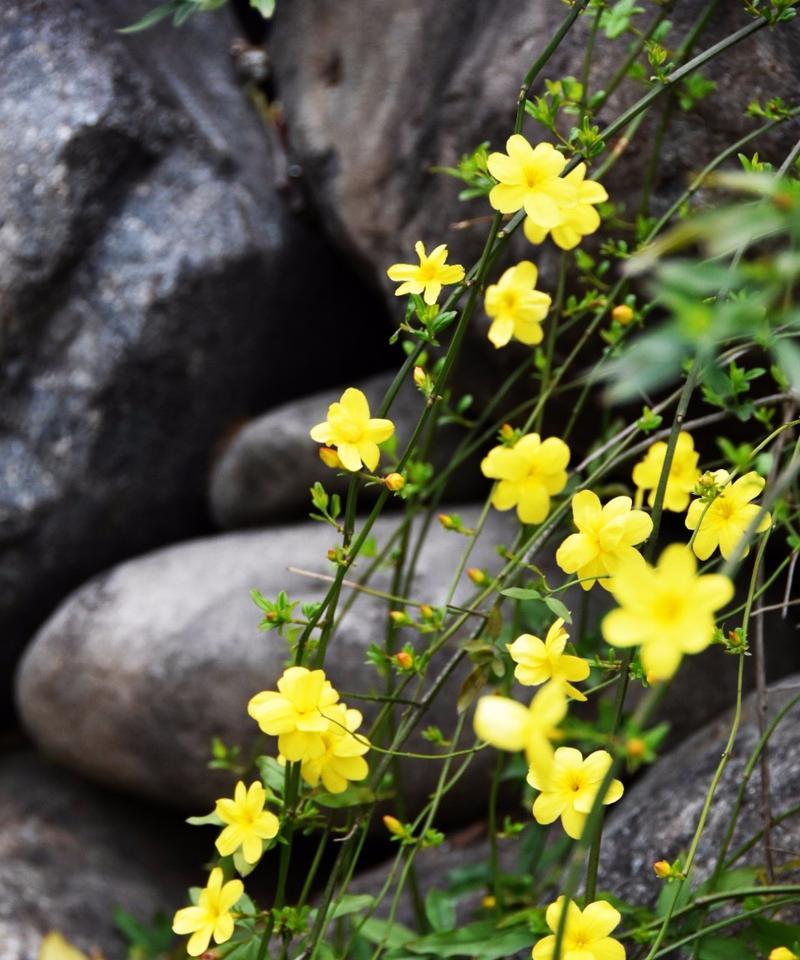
(424, 889, 456, 933)
(544, 596, 572, 624)
(250, 0, 276, 14)
(232, 848, 258, 877)
(358, 917, 416, 950)
(772, 338, 800, 395)
(500, 587, 542, 601)
(405, 921, 537, 958)
(186, 810, 224, 826)
(695, 935, 756, 960)
(329, 894, 375, 921)
(256, 755, 285, 795)
(314, 785, 376, 808)
(118, 1, 180, 32)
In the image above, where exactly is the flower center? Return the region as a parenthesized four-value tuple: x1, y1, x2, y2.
(652, 592, 684, 624)
(502, 290, 519, 311)
(337, 421, 363, 443)
(716, 498, 735, 520)
(522, 164, 544, 189)
(419, 262, 440, 282)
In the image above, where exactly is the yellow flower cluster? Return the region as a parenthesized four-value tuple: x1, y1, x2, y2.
(248, 666, 370, 793)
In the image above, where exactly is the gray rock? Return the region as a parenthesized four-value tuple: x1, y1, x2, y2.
(270, 0, 800, 292)
(0, 0, 387, 708)
(0, 751, 199, 960)
(16, 507, 524, 819)
(209, 371, 482, 528)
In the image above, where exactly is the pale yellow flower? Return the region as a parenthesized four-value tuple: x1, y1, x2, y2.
(602, 544, 734, 680)
(215, 780, 279, 865)
(481, 433, 570, 524)
(310, 387, 394, 472)
(507, 618, 589, 700)
(473, 683, 567, 787)
(487, 136, 573, 227)
(556, 491, 652, 591)
(386, 241, 465, 305)
(632, 431, 701, 513)
(38, 933, 88, 960)
(528, 747, 623, 839)
(172, 867, 244, 957)
(248, 666, 340, 762)
(685, 469, 771, 560)
(533, 897, 625, 960)
(523, 163, 607, 250)
(484, 260, 552, 348)
(300, 703, 370, 794)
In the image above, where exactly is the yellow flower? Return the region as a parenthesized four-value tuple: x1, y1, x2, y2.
(487, 135, 573, 227)
(484, 260, 552, 348)
(523, 163, 607, 250)
(532, 897, 625, 960)
(602, 544, 734, 681)
(770, 949, 799, 960)
(685, 469, 771, 560)
(300, 702, 370, 793)
(38, 933, 89, 960)
(473, 683, 567, 787)
(506, 618, 589, 701)
(248, 666, 340, 762)
(632, 431, 701, 513)
(215, 780, 279, 865)
(481, 433, 570, 524)
(310, 387, 395, 472)
(528, 747, 623, 840)
(172, 867, 244, 957)
(556, 491, 653, 591)
(386, 241, 465, 305)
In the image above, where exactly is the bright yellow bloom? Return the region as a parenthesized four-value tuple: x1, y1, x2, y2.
(528, 747, 623, 840)
(770, 949, 799, 960)
(487, 136, 572, 228)
(300, 703, 370, 794)
(602, 544, 734, 681)
(310, 388, 394, 472)
(215, 780, 279, 865)
(523, 163, 607, 250)
(533, 897, 625, 960)
(481, 433, 570, 524)
(556, 491, 653, 591)
(172, 867, 244, 957)
(632, 431, 701, 513)
(685, 469, 771, 560)
(248, 666, 340, 762)
(507, 618, 589, 701)
(39, 933, 88, 960)
(386, 241, 465, 305)
(484, 260, 552, 348)
(473, 684, 567, 787)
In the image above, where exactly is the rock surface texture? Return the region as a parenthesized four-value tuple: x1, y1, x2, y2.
(16, 508, 519, 818)
(0, 751, 200, 960)
(0, 0, 387, 702)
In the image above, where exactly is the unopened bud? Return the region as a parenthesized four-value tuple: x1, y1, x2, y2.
(384, 472, 405, 492)
(626, 737, 646, 759)
(653, 860, 672, 879)
(389, 610, 409, 625)
(438, 513, 455, 530)
(499, 423, 515, 441)
(395, 650, 413, 669)
(611, 304, 634, 325)
(319, 446, 341, 469)
(467, 567, 487, 586)
(481, 895, 497, 909)
(327, 548, 338, 562)
(382, 815, 405, 837)
(413, 366, 426, 388)
(698, 471, 716, 488)
(419, 604, 434, 619)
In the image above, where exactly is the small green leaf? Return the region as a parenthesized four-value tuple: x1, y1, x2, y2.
(500, 587, 542, 601)
(250, 0, 276, 15)
(118, 1, 180, 32)
(186, 810, 224, 826)
(544, 596, 572, 624)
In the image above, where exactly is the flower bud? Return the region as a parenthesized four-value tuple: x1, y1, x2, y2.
(612, 304, 634, 325)
(481, 895, 497, 909)
(467, 567, 487, 586)
(499, 423, 515, 441)
(419, 604, 434, 619)
(653, 860, 672, 879)
(384, 472, 405, 492)
(626, 737, 646, 759)
(389, 610, 409, 625)
(382, 815, 405, 837)
(438, 513, 455, 530)
(327, 548, 338, 562)
(413, 366, 426, 388)
(395, 650, 413, 669)
(319, 446, 341, 469)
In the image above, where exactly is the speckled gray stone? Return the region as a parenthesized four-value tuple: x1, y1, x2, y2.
(0, 751, 200, 960)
